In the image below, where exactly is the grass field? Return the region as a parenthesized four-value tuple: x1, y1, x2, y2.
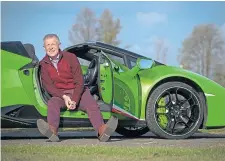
(2, 144, 225, 161)
(1, 128, 225, 161)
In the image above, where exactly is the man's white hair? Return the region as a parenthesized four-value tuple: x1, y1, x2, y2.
(43, 34, 60, 43)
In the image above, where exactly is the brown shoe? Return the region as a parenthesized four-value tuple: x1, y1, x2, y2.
(98, 116, 118, 142)
(37, 119, 59, 142)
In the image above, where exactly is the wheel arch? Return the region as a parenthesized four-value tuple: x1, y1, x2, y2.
(146, 76, 208, 129)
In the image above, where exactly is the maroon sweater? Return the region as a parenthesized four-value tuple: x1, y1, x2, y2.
(40, 50, 84, 103)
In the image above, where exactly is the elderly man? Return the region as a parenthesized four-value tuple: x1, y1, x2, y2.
(37, 34, 117, 142)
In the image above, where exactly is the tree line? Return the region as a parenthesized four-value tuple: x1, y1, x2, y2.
(69, 8, 225, 87)
(177, 24, 225, 87)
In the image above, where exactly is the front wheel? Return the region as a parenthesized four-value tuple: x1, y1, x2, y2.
(146, 81, 204, 139)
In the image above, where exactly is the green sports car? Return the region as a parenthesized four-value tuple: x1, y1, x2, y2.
(1, 41, 225, 139)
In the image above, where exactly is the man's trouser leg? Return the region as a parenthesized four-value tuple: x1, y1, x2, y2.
(77, 88, 118, 142)
(37, 96, 65, 142)
(47, 97, 65, 132)
(77, 88, 105, 132)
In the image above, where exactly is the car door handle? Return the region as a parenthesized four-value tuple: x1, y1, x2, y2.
(100, 80, 105, 83)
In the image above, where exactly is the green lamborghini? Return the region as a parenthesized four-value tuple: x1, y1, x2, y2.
(1, 41, 225, 139)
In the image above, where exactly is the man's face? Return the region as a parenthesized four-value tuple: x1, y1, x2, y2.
(43, 37, 60, 57)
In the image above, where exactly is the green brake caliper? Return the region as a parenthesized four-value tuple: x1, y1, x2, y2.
(156, 97, 168, 129)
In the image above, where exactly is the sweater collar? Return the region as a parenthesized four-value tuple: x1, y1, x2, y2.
(43, 49, 63, 64)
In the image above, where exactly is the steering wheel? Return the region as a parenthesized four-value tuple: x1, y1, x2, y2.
(84, 58, 98, 86)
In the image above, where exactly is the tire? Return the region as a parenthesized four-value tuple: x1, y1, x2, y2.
(116, 126, 149, 137)
(146, 81, 204, 139)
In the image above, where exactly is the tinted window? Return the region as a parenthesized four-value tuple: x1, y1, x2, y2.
(1, 41, 30, 58)
(108, 54, 125, 65)
(128, 56, 138, 68)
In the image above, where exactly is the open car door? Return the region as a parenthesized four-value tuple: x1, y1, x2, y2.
(98, 51, 114, 107)
(98, 51, 141, 120)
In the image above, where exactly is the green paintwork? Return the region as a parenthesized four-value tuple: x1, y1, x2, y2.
(81, 65, 88, 74)
(101, 52, 141, 119)
(1, 50, 36, 107)
(137, 65, 225, 126)
(98, 54, 113, 104)
(97, 54, 225, 127)
(113, 72, 140, 117)
(1, 43, 225, 129)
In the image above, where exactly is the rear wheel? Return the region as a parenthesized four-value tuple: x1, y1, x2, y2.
(116, 126, 149, 137)
(146, 81, 204, 139)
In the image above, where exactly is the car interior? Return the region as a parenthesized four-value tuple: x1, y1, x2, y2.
(27, 44, 112, 112)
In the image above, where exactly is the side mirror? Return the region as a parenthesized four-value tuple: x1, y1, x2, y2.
(127, 58, 154, 77)
(137, 59, 154, 69)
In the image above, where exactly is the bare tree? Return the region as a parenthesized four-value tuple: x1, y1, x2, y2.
(97, 9, 122, 46)
(69, 8, 98, 45)
(153, 38, 169, 64)
(213, 42, 225, 87)
(214, 63, 225, 87)
(177, 24, 225, 81)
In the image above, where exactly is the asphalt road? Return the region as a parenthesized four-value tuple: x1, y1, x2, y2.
(1, 128, 225, 147)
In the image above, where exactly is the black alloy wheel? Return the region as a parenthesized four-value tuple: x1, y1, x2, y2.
(146, 81, 204, 139)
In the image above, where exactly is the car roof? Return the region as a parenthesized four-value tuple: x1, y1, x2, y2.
(64, 41, 148, 59)
(65, 41, 165, 66)
(1, 41, 165, 65)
